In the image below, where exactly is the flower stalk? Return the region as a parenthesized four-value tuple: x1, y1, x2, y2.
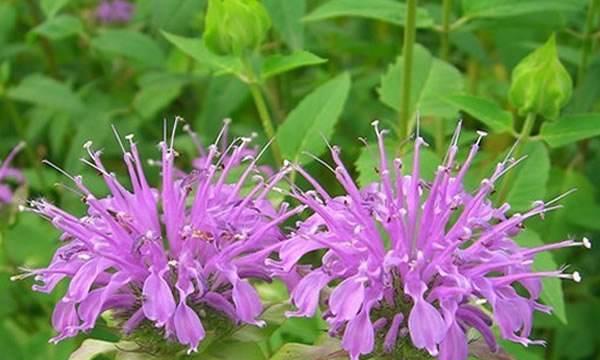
(398, 0, 417, 143)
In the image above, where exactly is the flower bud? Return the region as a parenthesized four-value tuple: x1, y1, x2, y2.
(509, 34, 572, 120)
(203, 0, 271, 56)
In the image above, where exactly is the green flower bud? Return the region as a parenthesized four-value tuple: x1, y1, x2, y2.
(509, 34, 573, 120)
(203, 0, 271, 56)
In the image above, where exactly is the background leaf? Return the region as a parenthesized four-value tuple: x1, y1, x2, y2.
(92, 30, 165, 68)
(540, 114, 600, 148)
(504, 141, 550, 212)
(277, 73, 351, 164)
(443, 94, 514, 133)
(516, 229, 567, 323)
(264, 0, 306, 50)
(261, 51, 327, 80)
(379, 44, 463, 119)
(303, 0, 434, 28)
(7, 74, 83, 112)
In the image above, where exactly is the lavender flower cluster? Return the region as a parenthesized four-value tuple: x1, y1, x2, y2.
(95, 0, 134, 24)
(16, 119, 587, 359)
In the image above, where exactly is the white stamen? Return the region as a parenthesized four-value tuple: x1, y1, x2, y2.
(572, 271, 582, 283)
(583, 237, 591, 249)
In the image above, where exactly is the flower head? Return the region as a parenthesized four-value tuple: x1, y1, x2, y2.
(17, 120, 298, 353)
(95, 0, 134, 24)
(0, 143, 25, 205)
(185, 119, 273, 177)
(272, 121, 587, 360)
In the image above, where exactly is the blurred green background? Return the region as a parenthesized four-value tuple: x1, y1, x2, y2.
(1, 0, 600, 359)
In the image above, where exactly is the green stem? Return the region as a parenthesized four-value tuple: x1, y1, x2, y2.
(434, 0, 453, 156)
(440, 0, 452, 60)
(577, 0, 600, 85)
(398, 0, 417, 143)
(497, 112, 536, 203)
(249, 83, 283, 164)
(4, 97, 47, 189)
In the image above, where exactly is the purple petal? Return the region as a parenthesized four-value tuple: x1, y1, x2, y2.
(173, 302, 205, 353)
(439, 322, 468, 360)
(408, 299, 445, 356)
(329, 277, 364, 320)
(287, 270, 330, 317)
(142, 271, 176, 327)
(341, 306, 375, 360)
(232, 279, 264, 325)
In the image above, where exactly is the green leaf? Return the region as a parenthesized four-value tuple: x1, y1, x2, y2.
(461, 0, 586, 19)
(269, 336, 344, 360)
(7, 74, 83, 112)
(204, 341, 266, 360)
(31, 14, 83, 40)
(162, 31, 244, 77)
(69, 340, 139, 360)
(355, 140, 440, 187)
(303, 0, 434, 28)
(516, 229, 566, 323)
(379, 44, 463, 120)
(443, 94, 514, 133)
(133, 73, 187, 120)
(196, 75, 250, 137)
(540, 113, 600, 148)
(264, 0, 306, 50)
(261, 51, 327, 80)
(150, 0, 205, 33)
(0, 3, 17, 45)
(505, 141, 550, 212)
(4, 213, 58, 266)
(68, 339, 117, 360)
(276, 73, 351, 165)
(40, 0, 70, 18)
(92, 30, 165, 68)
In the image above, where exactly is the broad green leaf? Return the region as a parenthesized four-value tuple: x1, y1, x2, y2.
(196, 76, 250, 137)
(269, 336, 344, 360)
(540, 113, 600, 148)
(7, 74, 83, 112)
(516, 229, 566, 324)
(264, 0, 306, 50)
(31, 14, 83, 40)
(303, 0, 434, 28)
(162, 31, 244, 77)
(133, 73, 187, 119)
(204, 341, 266, 360)
(92, 30, 165, 68)
(150, 0, 205, 33)
(547, 168, 600, 231)
(4, 213, 58, 266)
(65, 111, 112, 172)
(41, 0, 71, 18)
(261, 51, 327, 80)
(443, 94, 514, 133)
(276, 73, 351, 165)
(355, 140, 440, 187)
(505, 141, 550, 212)
(379, 44, 463, 120)
(461, 0, 586, 19)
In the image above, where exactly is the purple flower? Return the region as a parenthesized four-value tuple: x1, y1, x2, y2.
(17, 120, 299, 353)
(95, 0, 134, 24)
(0, 143, 24, 205)
(272, 121, 588, 360)
(186, 119, 274, 177)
